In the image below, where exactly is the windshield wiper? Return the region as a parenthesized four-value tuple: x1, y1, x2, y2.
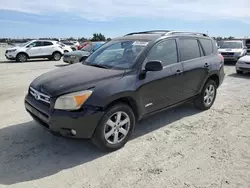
(88, 64, 110, 69)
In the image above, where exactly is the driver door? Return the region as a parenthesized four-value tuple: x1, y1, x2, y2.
(26, 41, 44, 57)
(135, 39, 185, 115)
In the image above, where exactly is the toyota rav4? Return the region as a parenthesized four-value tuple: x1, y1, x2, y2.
(25, 30, 225, 151)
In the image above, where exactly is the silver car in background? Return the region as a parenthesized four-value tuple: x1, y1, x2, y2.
(236, 55, 250, 74)
(218, 40, 247, 61)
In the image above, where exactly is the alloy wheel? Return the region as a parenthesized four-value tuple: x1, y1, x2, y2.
(104, 111, 130, 145)
(204, 84, 215, 107)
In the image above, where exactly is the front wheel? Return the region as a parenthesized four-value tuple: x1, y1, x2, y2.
(91, 103, 135, 152)
(194, 80, 217, 110)
(16, 53, 28, 62)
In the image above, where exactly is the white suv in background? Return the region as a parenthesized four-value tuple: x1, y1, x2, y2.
(5, 40, 64, 62)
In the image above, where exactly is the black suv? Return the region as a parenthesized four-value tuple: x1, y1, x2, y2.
(25, 30, 225, 151)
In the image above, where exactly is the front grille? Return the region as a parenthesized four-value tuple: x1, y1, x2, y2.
(29, 87, 50, 104)
(221, 52, 234, 56)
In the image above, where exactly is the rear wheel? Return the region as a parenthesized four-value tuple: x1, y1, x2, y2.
(91, 103, 135, 152)
(194, 80, 217, 110)
(16, 53, 28, 62)
(52, 52, 62, 61)
(236, 70, 243, 74)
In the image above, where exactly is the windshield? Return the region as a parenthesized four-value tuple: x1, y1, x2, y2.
(219, 41, 243, 49)
(19, 41, 31, 47)
(83, 40, 149, 70)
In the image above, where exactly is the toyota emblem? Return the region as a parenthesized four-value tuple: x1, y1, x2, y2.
(33, 93, 39, 100)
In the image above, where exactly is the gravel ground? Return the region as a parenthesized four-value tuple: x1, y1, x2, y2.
(0, 54, 250, 188)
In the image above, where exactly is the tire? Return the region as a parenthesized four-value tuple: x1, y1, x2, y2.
(194, 80, 217, 110)
(72, 48, 76, 51)
(16, 53, 28, 62)
(52, 52, 62, 61)
(64, 50, 69, 53)
(236, 70, 243, 74)
(91, 103, 135, 152)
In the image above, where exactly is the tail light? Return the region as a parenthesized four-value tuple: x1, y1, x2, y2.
(218, 53, 224, 61)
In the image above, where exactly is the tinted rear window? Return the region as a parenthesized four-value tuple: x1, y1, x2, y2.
(199, 39, 213, 55)
(179, 39, 201, 61)
(44, 41, 53, 46)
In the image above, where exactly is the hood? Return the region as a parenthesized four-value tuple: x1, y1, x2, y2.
(7, 47, 18, 50)
(238, 55, 250, 62)
(218, 48, 243, 53)
(64, 50, 90, 57)
(31, 63, 124, 97)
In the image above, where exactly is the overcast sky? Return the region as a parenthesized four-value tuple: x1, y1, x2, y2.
(0, 0, 250, 38)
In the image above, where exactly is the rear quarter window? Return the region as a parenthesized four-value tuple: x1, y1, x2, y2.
(199, 39, 213, 56)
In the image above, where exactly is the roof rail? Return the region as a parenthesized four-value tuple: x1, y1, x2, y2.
(165, 31, 208, 37)
(124, 30, 170, 36)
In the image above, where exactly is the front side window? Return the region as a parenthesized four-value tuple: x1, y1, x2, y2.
(28, 41, 43, 47)
(84, 40, 148, 70)
(179, 39, 201, 61)
(146, 39, 178, 67)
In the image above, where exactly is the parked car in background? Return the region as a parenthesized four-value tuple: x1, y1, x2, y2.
(61, 41, 79, 51)
(5, 40, 64, 62)
(78, 41, 91, 50)
(63, 41, 105, 64)
(57, 42, 73, 53)
(218, 40, 247, 61)
(25, 30, 224, 151)
(236, 55, 250, 74)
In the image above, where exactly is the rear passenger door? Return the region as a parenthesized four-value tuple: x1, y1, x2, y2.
(178, 38, 210, 98)
(42, 41, 54, 56)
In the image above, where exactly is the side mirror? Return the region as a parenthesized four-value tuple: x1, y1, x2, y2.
(145, 60, 163, 72)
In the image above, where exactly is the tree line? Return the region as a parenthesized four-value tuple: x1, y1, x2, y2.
(0, 33, 111, 44)
(0, 33, 240, 44)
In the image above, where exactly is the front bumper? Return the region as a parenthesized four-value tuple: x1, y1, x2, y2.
(25, 94, 104, 138)
(236, 63, 250, 72)
(63, 56, 80, 64)
(220, 54, 243, 61)
(5, 53, 16, 60)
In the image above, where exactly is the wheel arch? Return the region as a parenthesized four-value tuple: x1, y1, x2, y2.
(199, 73, 220, 93)
(16, 52, 29, 58)
(103, 96, 140, 121)
(52, 51, 63, 55)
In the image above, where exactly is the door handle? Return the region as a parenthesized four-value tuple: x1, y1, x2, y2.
(175, 70, 183, 75)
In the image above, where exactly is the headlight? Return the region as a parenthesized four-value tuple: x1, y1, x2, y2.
(8, 49, 16, 53)
(54, 90, 92, 110)
(237, 60, 244, 64)
(70, 55, 76, 59)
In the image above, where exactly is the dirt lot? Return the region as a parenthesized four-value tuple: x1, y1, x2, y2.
(0, 57, 250, 188)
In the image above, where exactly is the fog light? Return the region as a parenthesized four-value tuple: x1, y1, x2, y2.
(71, 129, 76, 135)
